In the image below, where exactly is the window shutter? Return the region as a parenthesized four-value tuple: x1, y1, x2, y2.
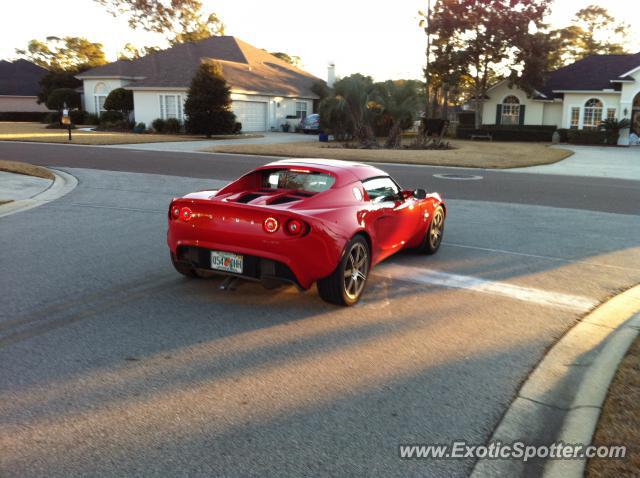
(496, 104, 502, 125)
(519, 105, 526, 125)
(159, 95, 164, 119)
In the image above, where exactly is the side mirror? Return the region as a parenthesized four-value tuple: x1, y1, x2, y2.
(413, 188, 427, 199)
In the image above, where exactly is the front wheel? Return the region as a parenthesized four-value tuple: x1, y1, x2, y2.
(317, 236, 370, 306)
(420, 206, 445, 255)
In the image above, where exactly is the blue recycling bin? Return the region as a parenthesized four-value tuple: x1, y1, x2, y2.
(319, 133, 329, 142)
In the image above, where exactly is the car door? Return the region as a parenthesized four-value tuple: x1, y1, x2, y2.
(362, 177, 408, 260)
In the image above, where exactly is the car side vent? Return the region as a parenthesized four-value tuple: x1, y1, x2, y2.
(270, 196, 301, 205)
(236, 193, 263, 203)
(292, 191, 314, 197)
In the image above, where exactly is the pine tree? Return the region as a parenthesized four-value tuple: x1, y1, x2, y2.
(184, 60, 237, 137)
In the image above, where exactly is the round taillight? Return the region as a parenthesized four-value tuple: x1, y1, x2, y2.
(263, 216, 279, 233)
(286, 219, 303, 235)
(180, 207, 193, 221)
(171, 206, 180, 219)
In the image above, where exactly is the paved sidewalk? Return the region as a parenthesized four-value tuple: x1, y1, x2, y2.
(104, 132, 316, 153)
(0, 171, 52, 201)
(508, 145, 640, 180)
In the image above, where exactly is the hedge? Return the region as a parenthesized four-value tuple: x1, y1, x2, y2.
(0, 111, 50, 122)
(457, 125, 556, 142)
(566, 129, 607, 145)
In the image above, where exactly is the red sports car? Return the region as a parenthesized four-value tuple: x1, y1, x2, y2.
(167, 159, 446, 305)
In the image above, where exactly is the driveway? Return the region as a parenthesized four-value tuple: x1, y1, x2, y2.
(105, 132, 315, 153)
(509, 145, 640, 180)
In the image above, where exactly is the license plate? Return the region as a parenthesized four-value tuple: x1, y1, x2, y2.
(210, 251, 243, 274)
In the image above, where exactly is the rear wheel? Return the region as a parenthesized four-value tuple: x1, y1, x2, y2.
(317, 236, 370, 306)
(170, 252, 198, 278)
(420, 206, 445, 255)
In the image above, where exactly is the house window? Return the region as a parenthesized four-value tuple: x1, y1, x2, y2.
(159, 95, 183, 121)
(295, 101, 307, 119)
(570, 107, 580, 129)
(583, 98, 603, 129)
(607, 108, 616, 121)
(501, 96, 520, 125)
(94, 95, 107, 116)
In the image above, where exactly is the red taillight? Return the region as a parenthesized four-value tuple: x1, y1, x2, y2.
(263, 216, 279, 233)
(286, 219, 303, 235)
(171, 206, 180, 219)
(180, 207, 192, 222)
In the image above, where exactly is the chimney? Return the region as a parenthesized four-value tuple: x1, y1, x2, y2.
(327, 62, 336, 88)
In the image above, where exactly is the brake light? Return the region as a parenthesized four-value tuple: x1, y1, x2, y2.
(263, 216, 279, 233)
(180, 207, 193, 222)
(286, 219, 303, 235)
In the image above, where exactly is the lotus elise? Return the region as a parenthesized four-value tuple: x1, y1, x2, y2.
(168, 159, 446, 305)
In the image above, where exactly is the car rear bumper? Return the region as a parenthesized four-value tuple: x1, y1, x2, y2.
(167, 223, 345, 289)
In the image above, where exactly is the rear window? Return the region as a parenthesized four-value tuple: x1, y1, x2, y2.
(262, 168, 335, 193)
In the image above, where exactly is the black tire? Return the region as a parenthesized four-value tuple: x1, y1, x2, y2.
(170, 252, 198, 278)
(317, 236, 370, 306)
(420, 206, 445, 255)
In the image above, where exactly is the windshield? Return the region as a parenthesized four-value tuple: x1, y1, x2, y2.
(262, 168, 335, 193)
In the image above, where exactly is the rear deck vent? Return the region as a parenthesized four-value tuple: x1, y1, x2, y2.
(270, 196, 300, 205)
(236, 193, 263, 203)
(292, 191, 314, 197)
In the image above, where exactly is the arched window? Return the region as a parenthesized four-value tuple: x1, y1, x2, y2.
(94, 82, 109, 116)
(583, 98, 603, 129)
(501, 95, 521, 125)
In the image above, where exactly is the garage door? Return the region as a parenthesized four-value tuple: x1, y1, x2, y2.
(232, 101, 267, 132)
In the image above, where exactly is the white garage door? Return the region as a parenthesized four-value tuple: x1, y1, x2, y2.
(232, 101, 267, 132)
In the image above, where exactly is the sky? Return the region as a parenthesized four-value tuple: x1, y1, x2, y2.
(1, 0, 639, 82)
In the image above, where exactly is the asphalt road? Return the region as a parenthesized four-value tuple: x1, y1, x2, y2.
(1, 141, 639, 215)
(1, 144, 639, 477)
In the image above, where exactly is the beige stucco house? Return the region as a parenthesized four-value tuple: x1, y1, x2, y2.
(481, 52, 640, 145)
(76, 36, 322, 132)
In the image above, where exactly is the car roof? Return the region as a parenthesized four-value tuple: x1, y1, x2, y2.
(259, 158, 388, 183)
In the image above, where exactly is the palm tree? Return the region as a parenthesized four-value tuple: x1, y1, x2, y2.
(331, 74, 377, 146)
(373, 81, 419, 148)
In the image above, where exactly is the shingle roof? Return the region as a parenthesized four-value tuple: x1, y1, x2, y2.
(77, 36, 322, 98)
(538, 52, 640, 97)
(0, 59, 49, 96)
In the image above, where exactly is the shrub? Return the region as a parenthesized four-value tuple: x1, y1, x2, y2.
(96, 120, 132, 132)
(567, 129, 607, 145)
(456, 125, 556, 142)
(133, 122, 147, 133)
(164, 118, 181, 134)
(184, 60, 237, 136)
(42, 112, 61, 124)
(0, 112, 49, 122)
(103, 88, 134, 120)
(152, 118, 166, 133)
(99, 110, 123, 124)
(233, 122, 242, 134)
(69, 110, 85, 125)
(45, 88, 81, 112)
(84, 113, 100, 125)
(600, 118, 631, 145)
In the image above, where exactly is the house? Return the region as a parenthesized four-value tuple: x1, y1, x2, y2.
(0, 59, 51, 113)
(481, 52, 640, 145)
(76, 36, 322, 132)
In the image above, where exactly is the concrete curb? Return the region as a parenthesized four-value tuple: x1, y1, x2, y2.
(0, 169, 77, 218)
(471, 285, 640, 478)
